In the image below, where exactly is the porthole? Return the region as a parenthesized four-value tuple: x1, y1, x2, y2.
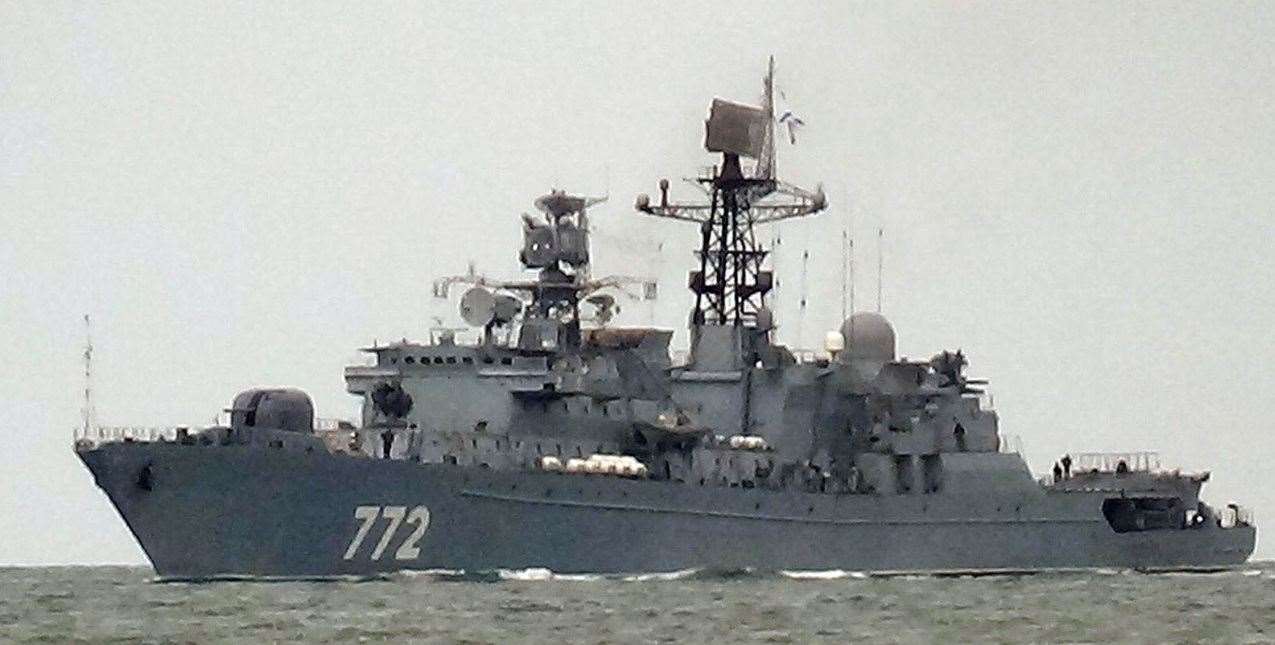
(433, 357, 444, 365)
(446, 357, 457, 364)
(404, 356, 416, 364)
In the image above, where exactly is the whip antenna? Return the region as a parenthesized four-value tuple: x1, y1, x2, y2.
(876, 227, 884, 313)
(80, 314, 97, 440)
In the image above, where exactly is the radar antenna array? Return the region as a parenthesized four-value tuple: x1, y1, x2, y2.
(636, 57, 825, 327)
(432, 190, 660, 343)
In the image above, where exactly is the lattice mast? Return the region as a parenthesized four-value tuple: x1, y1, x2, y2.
(637, 57, 825, 328)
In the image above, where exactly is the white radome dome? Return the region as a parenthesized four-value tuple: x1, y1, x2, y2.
(839, 312, 896, 362)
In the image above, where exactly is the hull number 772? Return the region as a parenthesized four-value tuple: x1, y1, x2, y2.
(343, 505, 430, 561)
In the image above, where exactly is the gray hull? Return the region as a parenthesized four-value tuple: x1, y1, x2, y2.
(79, 443, 1254, 579)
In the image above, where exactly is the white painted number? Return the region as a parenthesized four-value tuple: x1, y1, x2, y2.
(343, 505, 432, 561)
(343, 505, 381, 560)
(370, 506, 406, 560)
(395, 506, 431, 560)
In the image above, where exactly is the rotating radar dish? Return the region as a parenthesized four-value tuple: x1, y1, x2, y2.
(459, 287, 496, 327)
(534, 190, 606, 218)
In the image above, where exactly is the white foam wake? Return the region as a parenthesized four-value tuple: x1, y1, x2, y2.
(779, 569, 863, 580)
(622, 568, 700, 582)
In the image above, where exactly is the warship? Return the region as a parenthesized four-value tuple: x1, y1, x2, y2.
(76, 61, 1254, 578)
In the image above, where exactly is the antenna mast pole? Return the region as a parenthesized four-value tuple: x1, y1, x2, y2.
(81, 314, 96, 439)
(849, 236, 855, 314)
(840, 229, 848, 321)
(876, 227, 883, 313)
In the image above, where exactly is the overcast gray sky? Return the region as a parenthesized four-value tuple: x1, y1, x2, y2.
(2, 2, 1272, 565)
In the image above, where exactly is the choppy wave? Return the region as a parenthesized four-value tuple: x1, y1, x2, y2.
(6, 563, 1275, 643)
(621, 568, 699, 582)
(150, 564, 1269, 586)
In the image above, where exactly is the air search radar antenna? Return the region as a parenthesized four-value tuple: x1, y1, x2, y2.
(636, 56, 826, 327)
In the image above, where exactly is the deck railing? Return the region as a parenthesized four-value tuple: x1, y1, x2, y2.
(74, 426, 185, 445)
(1072, 451, 1160, 473)
(75, 417, 356, 447)
(1223, 504, 1254, 528)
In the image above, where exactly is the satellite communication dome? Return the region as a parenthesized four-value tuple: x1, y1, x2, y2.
(839, 312, 896, 362)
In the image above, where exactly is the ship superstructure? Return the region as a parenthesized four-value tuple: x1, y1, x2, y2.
(75, 60, 1254, 578)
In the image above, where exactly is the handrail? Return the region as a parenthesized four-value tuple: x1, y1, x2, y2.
(74, 425, 187, 443)
(75, 418, 358, 447)
(1072, 452, 1160, 473)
